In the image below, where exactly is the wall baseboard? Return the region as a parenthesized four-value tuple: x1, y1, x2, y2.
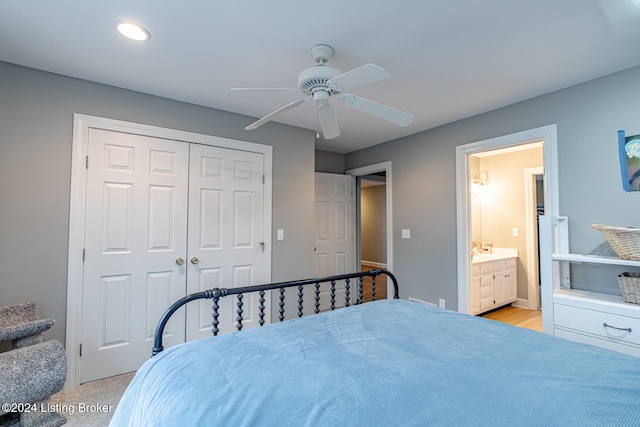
(408, 297, 437, 307)
(513, 298, 529, 309)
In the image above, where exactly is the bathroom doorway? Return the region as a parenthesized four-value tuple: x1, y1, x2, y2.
(455, 125, 559, 334)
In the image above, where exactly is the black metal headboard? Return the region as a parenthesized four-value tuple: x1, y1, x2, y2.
(152, 269, 399, 356)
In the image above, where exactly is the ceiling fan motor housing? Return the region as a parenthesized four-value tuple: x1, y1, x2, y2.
(297, 66, 341, 95)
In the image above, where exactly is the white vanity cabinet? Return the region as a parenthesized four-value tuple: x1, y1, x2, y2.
(471, 250, 518, 315)
(539, 216, 640, 357)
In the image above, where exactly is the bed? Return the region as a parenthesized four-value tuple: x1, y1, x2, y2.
(110, 270, 640, 426)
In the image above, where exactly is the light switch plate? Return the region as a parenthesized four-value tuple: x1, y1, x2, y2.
(402, 229, 410, 239)
(277, 229, 284, 240)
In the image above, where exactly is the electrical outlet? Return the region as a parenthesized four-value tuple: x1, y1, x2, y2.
(512, 227, 519, 237)
(402, 229, 411, 239)
(438, 298, 445, 309)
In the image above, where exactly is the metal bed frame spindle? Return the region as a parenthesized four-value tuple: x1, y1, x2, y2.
(152, 269, 399, 356)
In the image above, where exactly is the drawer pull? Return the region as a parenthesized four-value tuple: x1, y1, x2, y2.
(603, 323, 632, 333)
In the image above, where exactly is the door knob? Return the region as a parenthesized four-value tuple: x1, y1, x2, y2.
(191, 257, 199, 264)
(176, 258, 184, 265)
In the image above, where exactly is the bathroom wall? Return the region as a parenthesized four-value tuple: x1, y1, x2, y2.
(361, 184, 387, 265)
(470, 156, 482, 245)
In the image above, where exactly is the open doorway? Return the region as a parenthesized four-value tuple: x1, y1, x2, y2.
(455, 125, 559, 334)
(524, 167, 545, 311)
(358, 173, 388, 300)
(346, 161, 394, 300)
(467, 144, 543, 330)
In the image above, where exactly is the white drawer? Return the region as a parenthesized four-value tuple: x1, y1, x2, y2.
(479, 263, 492, 274)
(554, 303, 640, 347)
(554, 328, 640, 357)
(505, 258, 516, 270)
(480, 284, 493, 298)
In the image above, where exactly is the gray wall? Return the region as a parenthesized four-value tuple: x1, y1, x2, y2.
(0, 62, 317, 345)
(346, 65, 640, 306)
(315, 149, 346, 174)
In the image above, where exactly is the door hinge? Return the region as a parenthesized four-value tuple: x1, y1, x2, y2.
(262, 174, 265, 184)
(86, 155, 89, 169)
(79, 343, 82, 357)
(83, 248, 86, 262)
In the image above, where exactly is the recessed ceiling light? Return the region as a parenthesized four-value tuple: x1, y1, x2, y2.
(115, 21, 150, 42)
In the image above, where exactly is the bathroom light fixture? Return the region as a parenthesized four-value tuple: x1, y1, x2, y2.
(470, 171, 488, 195)
(115, 21, 150, 42)
(470, 176, 484, 186)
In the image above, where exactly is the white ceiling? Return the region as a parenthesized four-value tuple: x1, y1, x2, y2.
(2, 1, 640, 153)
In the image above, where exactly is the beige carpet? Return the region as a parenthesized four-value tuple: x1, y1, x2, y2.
(48, 372, 135, 426)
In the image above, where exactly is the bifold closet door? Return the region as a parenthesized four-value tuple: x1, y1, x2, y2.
(81, 129, 189, 383)
(81, 131, 269, 383)
(186, 143, 269, 340)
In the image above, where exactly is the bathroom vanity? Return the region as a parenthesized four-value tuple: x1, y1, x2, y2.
(471, 248, 518, 315)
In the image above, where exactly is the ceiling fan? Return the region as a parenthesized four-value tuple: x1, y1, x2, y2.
(232, 44, 414, 139)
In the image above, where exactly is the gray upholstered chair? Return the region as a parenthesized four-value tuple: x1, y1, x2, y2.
(0, 302, 67, 427)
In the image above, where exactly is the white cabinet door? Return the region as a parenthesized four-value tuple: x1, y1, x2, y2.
(493, 260, 507, 307)
(505, 259, 518, 303)
(186, 144, 269, 339)
(471, 265, 481, 315)
(81, 129, 189, 383)
(479, 263, 494, 312)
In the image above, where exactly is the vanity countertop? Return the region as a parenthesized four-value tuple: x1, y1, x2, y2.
(471, 248, 518, 264)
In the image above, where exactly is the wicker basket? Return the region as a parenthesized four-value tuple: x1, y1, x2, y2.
(617, 272, 640, 304)
(592, 224, 640, 261)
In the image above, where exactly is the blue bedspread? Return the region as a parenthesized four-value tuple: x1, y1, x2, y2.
(110, 300, 640, 426)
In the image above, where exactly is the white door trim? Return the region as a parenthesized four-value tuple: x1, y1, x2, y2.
(524, 166, 544, 310)
(67, 114, 273, 387)
(346, 161, 394, 295)
(455, 125, 558, 314)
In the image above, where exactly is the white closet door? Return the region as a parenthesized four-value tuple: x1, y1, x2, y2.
(81, 128, 189, 383)
(314, 173, 355, 309)
(186, 143, 269, 340)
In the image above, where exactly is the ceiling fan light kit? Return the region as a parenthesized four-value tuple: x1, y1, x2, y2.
(234, 44, 413, 139)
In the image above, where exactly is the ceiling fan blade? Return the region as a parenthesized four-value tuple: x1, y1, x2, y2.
(317, 103, 340, 139)
(338, 93, 413, 127)
(245, 96, 311, 130)
(231, 87, 300, 92)
(327, 64, 390, 91)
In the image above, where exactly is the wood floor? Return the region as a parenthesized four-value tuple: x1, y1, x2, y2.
(360, 266, 388, 302)
(481, 305, 542, 332)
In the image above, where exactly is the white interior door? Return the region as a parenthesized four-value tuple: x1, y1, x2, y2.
(186, 143, 270, 339)
(314, 173, 355, 308)
(81, 129, 189, 383)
